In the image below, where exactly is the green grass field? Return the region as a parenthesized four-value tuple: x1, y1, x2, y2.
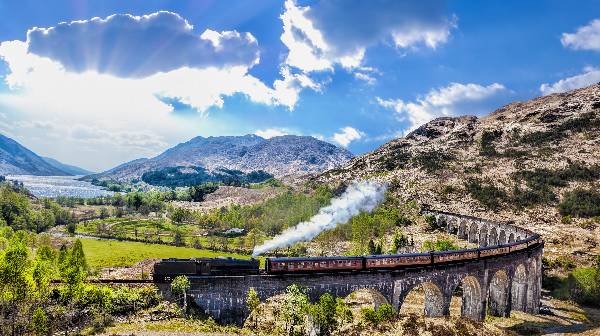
(78, 237, 256, 268)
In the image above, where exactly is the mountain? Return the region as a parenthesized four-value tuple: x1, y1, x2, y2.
(41, 157, 94, 175)
(0, 134, 70, 176)
(87, 134, 353, 183)
(318, 84, 600, 262)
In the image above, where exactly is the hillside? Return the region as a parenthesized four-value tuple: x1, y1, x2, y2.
(42, 156, 93, 175)
(87, 134, 353, 183)
(0, 133, 71, 176)
(318, 83, 600, 264)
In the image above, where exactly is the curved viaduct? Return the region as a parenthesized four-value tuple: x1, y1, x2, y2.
(180, 210, 543, 325)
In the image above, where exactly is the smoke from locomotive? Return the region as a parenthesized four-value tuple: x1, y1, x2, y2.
(252, 180, 387, 256)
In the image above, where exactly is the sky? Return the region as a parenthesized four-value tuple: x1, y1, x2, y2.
(0, 0, 599, 172)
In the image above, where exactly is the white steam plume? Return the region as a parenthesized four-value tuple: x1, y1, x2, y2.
(252, 180, 387, 256)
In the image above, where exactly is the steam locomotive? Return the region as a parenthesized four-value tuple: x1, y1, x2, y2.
(152, 235, 542, 282)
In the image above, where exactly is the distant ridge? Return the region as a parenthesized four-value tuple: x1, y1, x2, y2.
(0, 133, 70, 176)
(42, 157, 94, 176)
(86, 134, 353, 183)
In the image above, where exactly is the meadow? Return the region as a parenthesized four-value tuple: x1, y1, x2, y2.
(78, 237, 256, 268)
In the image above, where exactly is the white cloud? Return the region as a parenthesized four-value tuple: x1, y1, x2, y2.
(280, 0, 455, 73)
(332, 126, 364, 147)
(26, 12, 259, 78)
(0, 12, 325, 170)
(540, 66, 600, 95)
(255, 128, 292, 139)
(561, 19, 600, 51)
(272, 66, 321, 108)
(377, 82, 507, 132)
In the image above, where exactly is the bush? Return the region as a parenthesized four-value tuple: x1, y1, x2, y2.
(479, 129, 503, 156)
(360, 306, 379, 324)
(464, 178, 506, 210)
(561, 267, 600, 307)
(422, 239, 459, 252)
(519, 112, 600, 146)
(361, 304, 396, 325)
(30, 307, 49, 336)
(559, 188, 600, 218)
(423, 214, 439, 231)
(376, 303, 395, 322)
(413, 150, 455, 173)
(310, 293, 337, 335)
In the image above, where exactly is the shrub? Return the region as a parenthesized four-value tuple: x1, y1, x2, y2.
(171, 275, 190, 296)
(519, 112, 600, 146)
(361, 304, 396, 325)
(479, 129, 503, 156)
(559, 188, 600, 218)
(423, 214, 439, 231)
(376, 303, 395, 322)
(562, 267, 600, 307)
(30, 307, 49, 336)
(334, 298, 353, 324)
(310, 293, 337, 335)
(422, 239, 459, 252)
(464, 178, 506, 210)
(413, 150, 455, 173)
(360, 306, 378, 324)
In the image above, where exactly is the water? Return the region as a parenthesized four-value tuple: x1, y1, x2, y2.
(5, 175, 114, 198)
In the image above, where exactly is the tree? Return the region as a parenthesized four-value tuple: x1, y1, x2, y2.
(60, 239, 88, 298)
(169, 207, 191, 224)
(191, 237, 202, 249)
(30, 308, 49, 336)
(246, 287, 261, 328)
(310, 293, 337, 335)
(171, 275, 191, 315)
(368, 239, 376, 255)
(334, 298, 352, 324)
(173, 230, 185, 246)
(391, 231, 409, 253)
(99, 207, 110, 219)
(32, 244, 56, 299)
(281, 284, 309, 336)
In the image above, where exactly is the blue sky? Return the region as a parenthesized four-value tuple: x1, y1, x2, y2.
(0, 0, 599, 171)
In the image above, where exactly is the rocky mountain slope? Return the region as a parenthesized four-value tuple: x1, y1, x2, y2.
(41, 156, 93, 175)
(0, 133, 75, 176)
(318, 83, 600, 263)
(88, 134, 353, 182)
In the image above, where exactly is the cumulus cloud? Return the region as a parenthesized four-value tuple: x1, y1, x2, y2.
(377, 82, 507, 132)
(26, 11, 259, 78)
(332, 126, 364, 147)
(0, 11, 324, 170)
(561, 19, 600, 51)
(540, 66, 600, 95)
(280, 0, 455, 73)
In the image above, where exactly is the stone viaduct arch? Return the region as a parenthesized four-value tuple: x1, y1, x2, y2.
(175, 209, 543, 325)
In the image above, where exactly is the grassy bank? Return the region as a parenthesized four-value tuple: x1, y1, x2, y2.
(77, 237, 255, 268)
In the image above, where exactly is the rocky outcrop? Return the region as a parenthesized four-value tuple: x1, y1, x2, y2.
(318, 84, 600, 263)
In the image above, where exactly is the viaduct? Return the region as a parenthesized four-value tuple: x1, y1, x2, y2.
(177, 210, 543, 325)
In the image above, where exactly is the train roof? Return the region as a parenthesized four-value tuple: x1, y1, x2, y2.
(432, 248, 479, 255)
(268, 256, 363, 262)
(159, 257, 257, 263)
(364, 252, 430, 259)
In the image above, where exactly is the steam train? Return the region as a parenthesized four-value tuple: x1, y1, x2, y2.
(152, 235, 542, 282)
